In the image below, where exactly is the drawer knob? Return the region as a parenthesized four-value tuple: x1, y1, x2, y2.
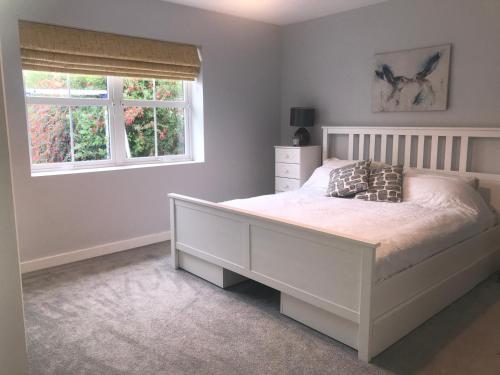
(285, 184, 289, 188)
(285, 169, 289, 174)
(285, 154, 290, 159)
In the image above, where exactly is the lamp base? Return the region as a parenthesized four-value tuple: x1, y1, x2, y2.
(292, 127, 310, 146)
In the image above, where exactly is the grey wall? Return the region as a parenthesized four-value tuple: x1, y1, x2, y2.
(0, 0, 281, 262)
(281, 0, 500, 145)
(0, 52, 28, 373)
(2, 0, 500, 264)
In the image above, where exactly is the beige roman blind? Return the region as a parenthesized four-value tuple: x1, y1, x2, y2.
(19, 21, 201, 80)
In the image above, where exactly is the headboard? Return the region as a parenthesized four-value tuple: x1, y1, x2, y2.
(322, 126, 500, 213)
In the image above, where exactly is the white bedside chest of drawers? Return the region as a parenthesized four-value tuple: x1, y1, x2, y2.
(274, 145, 321, 193)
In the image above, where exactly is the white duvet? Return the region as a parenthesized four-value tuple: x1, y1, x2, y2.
(222, 169, 495, 282)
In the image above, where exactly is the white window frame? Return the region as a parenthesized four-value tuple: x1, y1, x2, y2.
(24, 73, 193, 174)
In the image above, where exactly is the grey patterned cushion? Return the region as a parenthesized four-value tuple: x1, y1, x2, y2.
(326, 161, 370, 197)
(355, 165, 403, 202)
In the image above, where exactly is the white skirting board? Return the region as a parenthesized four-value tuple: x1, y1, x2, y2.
(20, 231, 170, 274)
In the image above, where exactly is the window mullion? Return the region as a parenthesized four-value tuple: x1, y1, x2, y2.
(25, 97, 110, 106)
(153, 79, 158, 157)
(68, 106, 75, 162)
(154, 107, 158, 157)
(108, 76, 118, 164)
(110, 76, 127, 164)
(105, 106, 111, 161)
(120, 99, 185, 108)
(184, 80, 192, 160)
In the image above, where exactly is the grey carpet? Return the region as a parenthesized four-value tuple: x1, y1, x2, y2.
(22, 242, 500, 375)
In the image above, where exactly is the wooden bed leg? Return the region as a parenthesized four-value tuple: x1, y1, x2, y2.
(358, 249, 375, 362)
(171, 241, 179, 269)
(170, 197, 179, 269)
(358, 343, 372, 362)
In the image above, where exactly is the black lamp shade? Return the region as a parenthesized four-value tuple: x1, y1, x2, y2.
(290, 107, 315, 127)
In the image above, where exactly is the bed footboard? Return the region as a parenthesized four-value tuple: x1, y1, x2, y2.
(169, 193, 378, 361)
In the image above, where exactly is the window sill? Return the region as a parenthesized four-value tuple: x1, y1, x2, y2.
(31, 159, 204, 177)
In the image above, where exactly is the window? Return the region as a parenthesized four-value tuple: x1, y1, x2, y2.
(23, 71, 192, 173)
(121, 78, 187, 159)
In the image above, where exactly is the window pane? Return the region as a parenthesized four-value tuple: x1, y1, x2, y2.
(124, 107, 155, 157)
(23, 71, 69, 97)
(69, 75, 108, 98)
(72, 106, 110, 161)
(123, 78, 153, 100)
(157, 108, 185, 155)
(27, 104, 71, 163)
(155, 80, 184, 101)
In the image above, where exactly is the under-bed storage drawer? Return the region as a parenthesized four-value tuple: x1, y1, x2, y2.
(275, 162, 301, 179)
(275, 177, 301, 192)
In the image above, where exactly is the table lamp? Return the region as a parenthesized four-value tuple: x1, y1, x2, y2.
(290, 107, 314, 146)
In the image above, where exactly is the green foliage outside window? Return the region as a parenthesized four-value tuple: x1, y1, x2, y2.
(157, 107, 185, 156)
(24, 71, 186, 164)
(27, 104, 71, 163)
(123, 78, 185, 158)
(72, 106, 109, 161)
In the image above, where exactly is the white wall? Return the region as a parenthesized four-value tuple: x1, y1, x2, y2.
(281, 0, 500, 145)
(0, 48, 28, 373)
(1, 0, 281, 263)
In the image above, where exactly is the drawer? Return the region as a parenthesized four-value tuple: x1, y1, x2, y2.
(275, 177, 301, 192)
(275, 147, 300, 164)
(275, 162, 301, 179)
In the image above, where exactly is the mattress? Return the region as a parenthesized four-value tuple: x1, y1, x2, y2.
(221, 186, 495, 282)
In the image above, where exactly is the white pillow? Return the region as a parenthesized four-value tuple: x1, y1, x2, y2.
(303, 161, 353, 190)
(404, 168, 479, 190)
(403, 175, 491, 215)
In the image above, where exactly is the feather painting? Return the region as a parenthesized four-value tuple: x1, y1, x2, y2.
(372, 44, 451, 112)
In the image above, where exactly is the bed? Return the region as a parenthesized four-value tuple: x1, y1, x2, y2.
(168, 126, 500, 362)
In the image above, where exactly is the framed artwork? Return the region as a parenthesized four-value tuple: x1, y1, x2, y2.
(372, 44, 451, 112)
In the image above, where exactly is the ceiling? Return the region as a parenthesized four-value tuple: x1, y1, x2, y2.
(162, 0, 387, 25)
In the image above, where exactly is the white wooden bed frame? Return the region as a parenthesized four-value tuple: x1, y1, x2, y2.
(169, 126, 500, 362)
